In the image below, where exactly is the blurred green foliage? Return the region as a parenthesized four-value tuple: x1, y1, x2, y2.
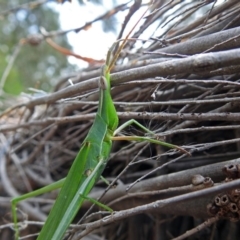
(0, 0, 118, 100)
(0, 0, 76, 95)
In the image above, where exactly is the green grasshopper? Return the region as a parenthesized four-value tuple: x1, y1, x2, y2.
(11, 8, 189, 240)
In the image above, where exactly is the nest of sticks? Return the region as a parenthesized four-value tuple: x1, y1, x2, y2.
(1, 0, 240, 239)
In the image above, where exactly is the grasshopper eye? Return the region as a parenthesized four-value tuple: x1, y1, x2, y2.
(99, 76, 107, 90)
